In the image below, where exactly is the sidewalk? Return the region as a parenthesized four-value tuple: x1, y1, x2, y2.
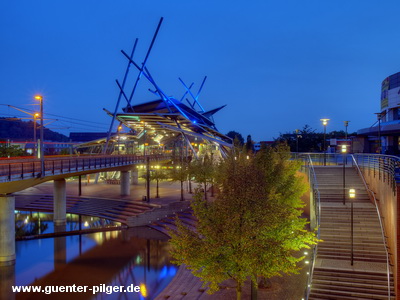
(15, 179, 194, 207)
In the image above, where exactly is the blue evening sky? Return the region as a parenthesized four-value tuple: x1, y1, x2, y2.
(1, 0, 399, 141)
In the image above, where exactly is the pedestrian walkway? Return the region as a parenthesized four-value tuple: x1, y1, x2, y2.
(14, 179, 194, 225)
(309, 166, 394, 299)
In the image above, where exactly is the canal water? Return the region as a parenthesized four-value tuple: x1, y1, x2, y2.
(2, 212, 178, 300)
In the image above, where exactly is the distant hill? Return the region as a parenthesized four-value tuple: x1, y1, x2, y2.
(0, 118, 69, 142)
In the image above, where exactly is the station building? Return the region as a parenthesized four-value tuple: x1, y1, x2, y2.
(357, 72, 400, 154)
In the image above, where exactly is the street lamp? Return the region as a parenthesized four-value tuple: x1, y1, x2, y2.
(344, 121, 350, 141)
(320, 119, 330, 166)
(33, 113, 39, 157)
(349, 188, 356, 265)
(295, 129, 300, 153)
(341, 145, 347, 205)
(34, 95, 44, 177)
(117, 125, 122, 155)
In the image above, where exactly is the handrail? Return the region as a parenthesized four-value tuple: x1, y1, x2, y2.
(0, 154, 172, 183)
(298, 154, 321, 300)
(351, 154, 392, 300)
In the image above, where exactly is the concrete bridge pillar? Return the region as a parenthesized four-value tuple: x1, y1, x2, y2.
(131, 169, 139, 185)
(0, 195, 15, 265)
(54, 225, 67, 270)
(121, 171, 130, 196)
(53, 179, 66, 226)
(0, 264, 15, 300)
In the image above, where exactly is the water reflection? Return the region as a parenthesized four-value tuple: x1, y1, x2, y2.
(15, 211, 121, 238)
(2, 229, 176, 300)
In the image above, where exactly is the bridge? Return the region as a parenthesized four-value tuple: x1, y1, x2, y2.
(0, 153, 170, 265)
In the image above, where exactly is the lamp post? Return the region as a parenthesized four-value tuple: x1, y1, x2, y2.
(33, 113, 39, 157)
(341, 145, 347, 205)
(295, 129, 300, 153)
(117, 125, 122, 155)
(34, 95, 44, 177)
(349, 188, 356, 265)
(344, 121, 350, 140)
(320, 119, 330, 166)
(142, 121, 146, 157)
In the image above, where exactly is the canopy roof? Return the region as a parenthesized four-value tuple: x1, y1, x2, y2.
(113, 98, 232, 148)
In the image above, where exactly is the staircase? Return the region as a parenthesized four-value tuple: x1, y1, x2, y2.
(309, 166, 394, 299)
(149, 209, 197, 237)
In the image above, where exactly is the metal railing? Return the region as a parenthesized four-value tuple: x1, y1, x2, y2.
(297, 154, 321, 300)
(296, 152, 395, 299)
(0, 154, 170, 182)
(353, 153, 400, 194)
(351, 154, 392, 299)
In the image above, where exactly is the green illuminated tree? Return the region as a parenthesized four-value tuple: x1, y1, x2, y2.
(169, 144, 317, 300)
(170, 162, 189, 201)
(150, 169, 168, 198)
(191, 154, 216, 200)
(0, 144, 27, 157)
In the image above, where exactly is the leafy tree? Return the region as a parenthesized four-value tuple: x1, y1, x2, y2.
(245, 134, 253, 152)
(0, 144, 27, 157)
(226, 131, 244, 146)
(276, 125, 357, 152)
(169, 144, 318, 300)
(170, 162, 189, 201)
(190, 154, 216, 200)
(150, 169, 168, 198)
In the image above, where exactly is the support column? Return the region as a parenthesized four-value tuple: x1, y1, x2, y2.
(121, 171, 131, 196)
(54, 225, 66, 270)
(131, 169, 139, 185)
(0, 195, 15, 265)
(0, 264, 15, 300)
(53, 179, 66, 226)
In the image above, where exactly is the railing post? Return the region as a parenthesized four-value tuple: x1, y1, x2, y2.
(8, 164, 11, 181)
(21, 163, 24, 179)
(52, 160, 55, 175)
(32, 162, 35, 177)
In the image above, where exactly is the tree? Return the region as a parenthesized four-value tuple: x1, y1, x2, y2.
(0, 144, 27, 157)
(276, 125, 357, 152)
(169, 144, 318, 300)
(226, 131, 244, 146)
(245, 134, 253, 152)
(170, 162, 189, 201)
(150, 169, 168, 198)
(190, 154, 216, 200)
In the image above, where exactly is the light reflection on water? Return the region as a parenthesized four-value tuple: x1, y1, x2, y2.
(6, 229, 177, 300)
(15, 211, 120, 237)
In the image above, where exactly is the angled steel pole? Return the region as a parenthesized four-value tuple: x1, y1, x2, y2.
(179, 77, 206, 112)
(180, 82, 194, 101)
(102, 39, 138, 154)
(127, 17, 164, 108)
(195, 76, 207, 101)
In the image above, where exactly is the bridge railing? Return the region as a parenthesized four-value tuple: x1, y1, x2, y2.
(0, 154, 170, 182)
(352, 153, 400, 193)
(351, 154, 392, 299)
(296, 154, 321, 300)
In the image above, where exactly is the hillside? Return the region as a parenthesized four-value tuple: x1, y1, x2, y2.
(0, 118, 69, 142)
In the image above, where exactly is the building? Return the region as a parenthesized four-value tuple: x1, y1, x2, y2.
(357, 72, 400, 154)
